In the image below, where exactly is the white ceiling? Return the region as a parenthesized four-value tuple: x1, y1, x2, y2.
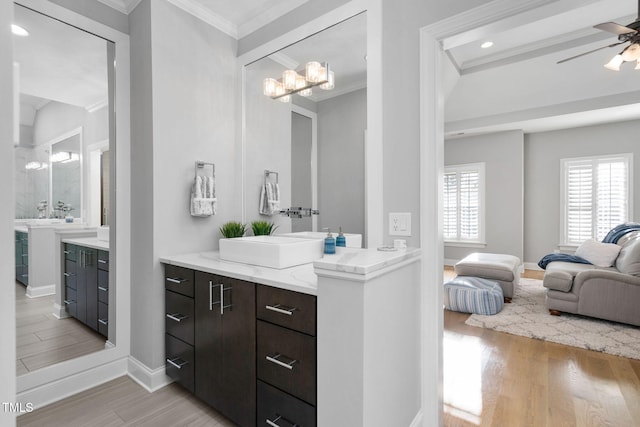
(444, 0, 640, 136)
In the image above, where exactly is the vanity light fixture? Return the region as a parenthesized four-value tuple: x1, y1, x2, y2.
(25, 161, 47, 170)
(51, 151, 79, 163)
(263, 61, 334, 102)
(11, 24, 29, 36)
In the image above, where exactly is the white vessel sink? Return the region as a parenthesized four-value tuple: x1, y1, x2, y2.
(281, 231, 363, 248)
(219, 235, 324, 269)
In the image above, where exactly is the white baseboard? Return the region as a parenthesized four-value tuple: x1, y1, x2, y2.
(127, 356, 173, 393)
(26, 284, 55, 298)
(16, 357, 128, 410)
(52, 303, 70, 319)
(409, 409, 423, 427)
(524, 262, 543, 271)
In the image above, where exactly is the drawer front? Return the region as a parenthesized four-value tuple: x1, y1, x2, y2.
(98, 270, 109, 304)
(164, 265, 194, 298)
(64, 286, 77, 317)
(165, 290, 195, 345)
(97, 250, 109, 271)
(98, 302, 109, 337)
(64, 244, 78, 262)
(257, 320, 316, 405)
(166, 334, 195, 393)
(257, 380, 316, 427)
(257, 285, 316, 336)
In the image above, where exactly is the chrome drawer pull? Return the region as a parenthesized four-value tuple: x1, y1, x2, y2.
(266, 414, 297, 427)
(64, 272, 75, 277)
(98, 259, 108, 264)
(64, 299, 75, 305)
(265, 353, 297, 370)
(265, 304, 297, 316)
(166, 277, 186, 284)
(98, 286, 108, 292)
(166, 358, 188, 369)
(98, 319, 108, 325)
(63, 250, 70, 254)
(166, 313, 188, 322)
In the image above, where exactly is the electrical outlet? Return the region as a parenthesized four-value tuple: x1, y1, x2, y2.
(389, 212, 411, 236)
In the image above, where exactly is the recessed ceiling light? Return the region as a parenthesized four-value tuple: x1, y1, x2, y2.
(12, 24, 29, 36)
(481, 41, 493, 49)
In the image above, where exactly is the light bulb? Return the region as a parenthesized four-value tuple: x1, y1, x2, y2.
(320, 70, 335, 90)
(263, 78, 278, 96)
(295, 75, 307, 89)
(604, 54, 623, 71)
(282, 69, 298, 90)
(305, 61, 322, 83)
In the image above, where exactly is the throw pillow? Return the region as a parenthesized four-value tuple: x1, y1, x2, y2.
(575, 239, 621, 268)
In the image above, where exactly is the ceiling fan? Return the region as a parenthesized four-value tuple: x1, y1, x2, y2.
(557, 0, 640, 69)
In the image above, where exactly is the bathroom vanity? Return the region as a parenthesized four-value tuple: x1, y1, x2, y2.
(161, 245, 421, 427)
(61, 237, 110, 338)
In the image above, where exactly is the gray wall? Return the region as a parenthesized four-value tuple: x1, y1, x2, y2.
(317, 88, 366, 239)
(444, 130, 524, 262)
(524, 119, 640, 264)
(1, 0, 16, 419)
(130, 0, 239, 370)
(291, 112, 313, 232)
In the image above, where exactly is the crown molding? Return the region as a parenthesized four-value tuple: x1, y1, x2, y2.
(237, 0, 308, 39)
(86, 98, 109, 113)
(267, 52, 300, 70)
(96, 0, 141, 14)
(165, 0, 238, 39)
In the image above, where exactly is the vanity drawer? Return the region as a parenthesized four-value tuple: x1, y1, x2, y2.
(257, 380, 316, 427)
(257, 320, 316, 405)
(165, 290, 194, 345)
(166, 334, 195, 394)
(98, 270, 109, 303)
(64, 260, 77, 290)
(164, 265, 194, 298)
(98, 302, 108, 337)
(64, 287, 77, 317)
(257, 285, 316, 336)
(97, 250, 109, 271)
(64, 244, 78, 262)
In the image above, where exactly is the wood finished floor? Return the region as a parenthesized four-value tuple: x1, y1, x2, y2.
(16, 282, 106, 375)
(19, 270, 640, 426)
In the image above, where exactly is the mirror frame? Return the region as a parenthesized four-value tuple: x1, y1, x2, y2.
(237, 1, 383, 248)
(14, 0, 131, 406)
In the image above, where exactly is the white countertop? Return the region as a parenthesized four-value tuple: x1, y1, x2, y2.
(160, 251, 318, 295)
(62, 237, 110, 251)
(313, 246, 421, 276)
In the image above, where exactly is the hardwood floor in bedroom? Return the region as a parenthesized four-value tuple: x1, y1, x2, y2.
(18, 269, 640, 426)
(443, 267, 640, 427)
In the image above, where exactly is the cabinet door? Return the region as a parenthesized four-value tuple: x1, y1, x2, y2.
(77, 247, 98, 329)
(194, 272, 256, 427)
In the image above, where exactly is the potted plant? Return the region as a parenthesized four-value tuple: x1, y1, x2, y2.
(251, 220, 278, 236)
(219, 221, 246, 238)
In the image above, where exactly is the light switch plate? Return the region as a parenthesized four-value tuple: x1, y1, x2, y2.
(389, 212, 411, 236)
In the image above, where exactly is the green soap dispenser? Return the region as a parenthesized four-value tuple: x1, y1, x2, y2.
(324, 229, 336, 254)
(336, 227, 346, 247)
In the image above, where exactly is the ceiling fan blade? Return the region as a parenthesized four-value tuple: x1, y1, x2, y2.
(556, 42, 625, 64)
(594, 22, 637, 35)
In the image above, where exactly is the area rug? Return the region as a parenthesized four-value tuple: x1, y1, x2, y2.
(464, 278, 640, 360)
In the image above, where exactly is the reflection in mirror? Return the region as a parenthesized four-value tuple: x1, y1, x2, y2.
(13, 3, 114, 376)
(244, 12, 367, 245)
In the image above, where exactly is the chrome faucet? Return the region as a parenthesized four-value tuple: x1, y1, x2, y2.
(279, 207, 319, 218)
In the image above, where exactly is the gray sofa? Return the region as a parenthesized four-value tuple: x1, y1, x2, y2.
(543, 232, 640, 327)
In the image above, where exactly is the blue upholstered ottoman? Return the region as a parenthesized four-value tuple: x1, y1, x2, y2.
(444, 277, 504, 315)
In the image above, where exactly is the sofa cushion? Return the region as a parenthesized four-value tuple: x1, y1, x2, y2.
(616, 237, 640, 276)
(575, 239, 621, 267)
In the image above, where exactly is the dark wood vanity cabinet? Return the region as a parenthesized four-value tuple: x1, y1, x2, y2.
(256, 285, 317, 426)
(163, 264, 316, 427)
(15, 231, 29, 286)
(63, 243, 109, 338)
(194, 272, 256, 427)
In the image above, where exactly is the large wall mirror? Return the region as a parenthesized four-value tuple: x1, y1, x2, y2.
(12, 0, 123, 395)
(243, 12, 367, 244)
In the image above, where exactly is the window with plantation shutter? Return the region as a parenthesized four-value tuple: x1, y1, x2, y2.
(561, 154, 633, 245)
(444, 163, 485, 245)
